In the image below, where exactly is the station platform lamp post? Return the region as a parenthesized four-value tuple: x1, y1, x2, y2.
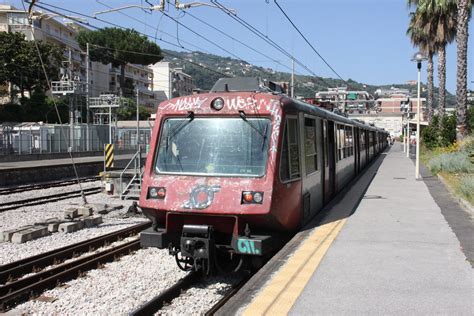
(411, 52, 427, 179)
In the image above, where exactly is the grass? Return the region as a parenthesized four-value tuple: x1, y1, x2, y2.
(421, 138, 474, 207)
(440, 172, 474, 206)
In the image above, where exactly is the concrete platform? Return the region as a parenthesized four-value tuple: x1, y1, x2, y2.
(222, 145, 473, 315)
(0, 154, 145, 186)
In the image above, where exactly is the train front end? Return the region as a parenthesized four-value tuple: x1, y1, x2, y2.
(139, 89, 288, 274)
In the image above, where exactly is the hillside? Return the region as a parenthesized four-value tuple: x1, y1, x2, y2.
(162, 49, 456, 107)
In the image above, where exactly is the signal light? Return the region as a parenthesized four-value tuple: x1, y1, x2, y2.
(241, 191, 264, 204)
(211, 97, 224, 111)
(148, 187, 166, 199)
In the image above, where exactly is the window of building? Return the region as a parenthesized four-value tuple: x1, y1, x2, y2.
(304, 118, 318, 174)
(8, 13, 28, 25)
(280, 117, 300, 182)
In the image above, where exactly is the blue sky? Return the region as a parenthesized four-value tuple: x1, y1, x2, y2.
(6, 0, 474, 93)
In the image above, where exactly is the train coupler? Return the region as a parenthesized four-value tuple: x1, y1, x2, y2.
(180, 225, 215, 275)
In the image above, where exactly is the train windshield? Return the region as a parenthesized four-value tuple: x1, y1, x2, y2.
(155, 117, 271, 177)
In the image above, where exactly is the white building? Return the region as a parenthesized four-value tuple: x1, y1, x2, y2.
(150, 62, 195, 104)
(0, 5, 156, 108)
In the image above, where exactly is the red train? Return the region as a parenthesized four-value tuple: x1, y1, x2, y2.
(140, 78, 388, 274)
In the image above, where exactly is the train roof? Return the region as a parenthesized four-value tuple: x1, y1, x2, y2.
(161, 77, 387, 134)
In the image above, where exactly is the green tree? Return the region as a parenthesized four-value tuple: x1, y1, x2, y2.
(408, 0, 457, 121)
(422, 115, 440, 148)
(407, 10, 437, 122)
(76, 28, 163, 95)
(0, 32, 62, 100)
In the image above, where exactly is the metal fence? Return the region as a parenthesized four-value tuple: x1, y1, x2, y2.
(0, 123, 152, 156)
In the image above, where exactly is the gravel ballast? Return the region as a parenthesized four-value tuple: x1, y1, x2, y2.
(0, 185, 142, 265)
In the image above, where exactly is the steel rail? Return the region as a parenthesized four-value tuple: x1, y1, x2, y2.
(0, 239, 142, 311)
(204, 274, 253, 316)
(0, 222, 150, 283)
(0, 187, 102, 212)
(130, 272, 200, 316)
(0, 177, 100, 196)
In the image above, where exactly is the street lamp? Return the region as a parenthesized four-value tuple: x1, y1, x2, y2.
(411, 52, 427, 179)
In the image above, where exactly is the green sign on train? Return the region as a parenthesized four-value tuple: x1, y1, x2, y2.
(237, 238, 260, 255)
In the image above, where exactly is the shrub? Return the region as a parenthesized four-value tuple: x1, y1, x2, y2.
(439, 114, 456, 147)
(427, 151, 474, 174)
(459, 175, 474, 201)
(459, 135, 474, 155)
(422, 115, 439, 149)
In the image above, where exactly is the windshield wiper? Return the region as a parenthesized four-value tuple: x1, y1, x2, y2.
(165, 111, 194, 151)
(239, 111, 268, 150)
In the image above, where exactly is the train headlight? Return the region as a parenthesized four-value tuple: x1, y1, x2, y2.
(211, 97, 224, 111)
(253, 192, 263, 204)
(241, 191, 264, 204)
(148, 187, 166, 199)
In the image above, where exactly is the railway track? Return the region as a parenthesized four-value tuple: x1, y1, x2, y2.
(0, 177, 100, 196)
(0, 221, 150, 311)
(130, 271, 253, 316)
(0, 187, 103, 212)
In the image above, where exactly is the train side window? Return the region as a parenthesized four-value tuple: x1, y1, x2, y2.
(336, 124, 345, 160)
(360, 130, 365, 150)
(280, 118, 300, 182)
(345, 126, 353, 157)
(304, 118, 317, 175)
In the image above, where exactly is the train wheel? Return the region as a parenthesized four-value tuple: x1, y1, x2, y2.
(175, 252, 194, 271)
(214, 250, 243, 273)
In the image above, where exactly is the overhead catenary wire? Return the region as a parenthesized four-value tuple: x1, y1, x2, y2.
(93, 0, 319, 94)
(273, 0, 348, 85)
(94, 0, 214, 55)
(27, 1, 232, 79)
(30, 1, 327, 96)
(21, 0, 88, 205)
(210, 0, 339, 90)
(33, 1, 293, 85)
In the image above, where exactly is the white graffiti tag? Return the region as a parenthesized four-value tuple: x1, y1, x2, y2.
(266, 100, 282, 154)
(161, 97, 208, 111)
(226, 96, 261, 111)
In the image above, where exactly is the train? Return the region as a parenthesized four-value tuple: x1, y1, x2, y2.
(139, 77, 388, 274)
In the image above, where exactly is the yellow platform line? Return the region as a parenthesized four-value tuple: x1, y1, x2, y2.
(243, 218, 347, 316)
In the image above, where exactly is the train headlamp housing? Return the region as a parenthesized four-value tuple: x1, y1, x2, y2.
(148, 187, 166, 199)
(211, 97, 224, 111)
(241, 191, 264, 204)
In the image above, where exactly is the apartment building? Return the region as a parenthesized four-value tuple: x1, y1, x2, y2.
(0, 5, 157, 109)
(150, 62, 195, 104)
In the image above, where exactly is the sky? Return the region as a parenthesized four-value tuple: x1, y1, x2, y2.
(5, 0, 474, 93)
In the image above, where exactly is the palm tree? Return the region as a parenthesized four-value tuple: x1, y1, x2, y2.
(455, 0, 472, 140)
(407, 10, 436, 122)
(408, 0, 457, 121)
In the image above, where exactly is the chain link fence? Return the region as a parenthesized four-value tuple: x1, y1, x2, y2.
(0, 123, 152, 156)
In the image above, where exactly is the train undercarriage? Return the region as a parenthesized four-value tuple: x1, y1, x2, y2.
(140, 213, 281, 275)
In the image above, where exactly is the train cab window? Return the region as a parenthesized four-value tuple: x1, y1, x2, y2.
(155, 117, 271, 177)
(280, 118, 300, 182)
(304, 118, 318, 175)
(345, 126, 353, 157)
(336, 124, 345, 161)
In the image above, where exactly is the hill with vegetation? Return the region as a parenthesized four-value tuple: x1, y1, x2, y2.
(163, 49, 456, 107)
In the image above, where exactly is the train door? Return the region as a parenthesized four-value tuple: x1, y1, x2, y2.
(354, 127, 360, 174)
(299, 115, 323, 224)
(323, 120, 336, 204)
